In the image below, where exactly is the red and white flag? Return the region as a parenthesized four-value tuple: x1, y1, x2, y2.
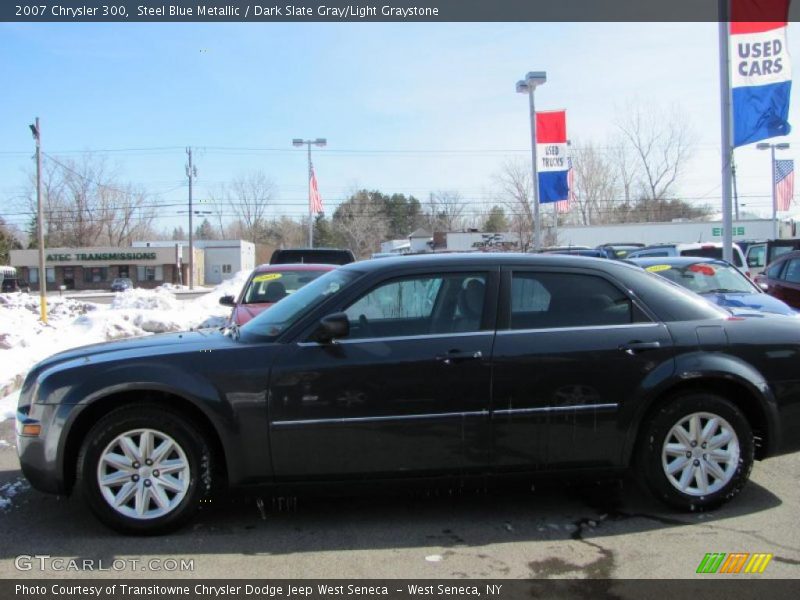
(309, 163, 324, 215)
(775, 159, 794, 211)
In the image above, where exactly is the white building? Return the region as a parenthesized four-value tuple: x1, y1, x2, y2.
(133, 240, 255, 285)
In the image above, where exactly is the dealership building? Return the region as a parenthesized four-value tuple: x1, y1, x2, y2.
(9, 240, 254, 291)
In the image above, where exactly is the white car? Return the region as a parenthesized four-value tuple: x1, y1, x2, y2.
(627, 242, 748, 275)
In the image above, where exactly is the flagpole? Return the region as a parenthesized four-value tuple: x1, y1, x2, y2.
(307, 143, 313, 248)
(771, 146, 778, 238)
(718, 0, 734, 264)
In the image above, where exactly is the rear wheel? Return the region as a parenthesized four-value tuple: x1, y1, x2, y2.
(638, 393, 754, 511)
(77, 404, 212, 534)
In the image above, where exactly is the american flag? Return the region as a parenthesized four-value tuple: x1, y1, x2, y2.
(554, 156, 573, 213)
(309, 163, 324, 215)
(775, 159, 794, 212)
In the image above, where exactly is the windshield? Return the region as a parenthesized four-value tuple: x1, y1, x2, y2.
(240, 268, 361, 339)
(241, 269, 329, 304)
(645, 262, 757, 294)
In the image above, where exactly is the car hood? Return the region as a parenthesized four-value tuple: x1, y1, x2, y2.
(30, 329, 234, 375)
(233, 302, 274, 325)
(701, 291, 798, 317)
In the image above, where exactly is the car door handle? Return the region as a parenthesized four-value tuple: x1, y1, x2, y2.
(437, 350, 483, 365)
(619, 341, 661, 355)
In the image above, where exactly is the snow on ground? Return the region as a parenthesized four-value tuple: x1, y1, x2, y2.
(0, 270, 250, 419)
(0, 477, 30, 510)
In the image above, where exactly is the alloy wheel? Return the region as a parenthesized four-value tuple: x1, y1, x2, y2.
(96, 428, 190, 520)
(661, 412, 740, 496)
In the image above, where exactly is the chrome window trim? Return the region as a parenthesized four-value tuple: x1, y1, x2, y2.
(493, 403, 619, 417)
(272, 410, 489, 428)
(298, 330, 495, 347)
(497, 322, 661, 335)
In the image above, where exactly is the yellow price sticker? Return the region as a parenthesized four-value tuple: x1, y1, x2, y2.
(646, 265, 672, 273)
(252, 273, 283, 283)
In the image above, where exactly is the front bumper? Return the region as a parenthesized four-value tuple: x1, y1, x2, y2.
(16, 402, 84, 495)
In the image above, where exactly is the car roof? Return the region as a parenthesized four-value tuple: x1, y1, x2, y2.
(338, 251, 642, 274)
(252, 263, 337, 273)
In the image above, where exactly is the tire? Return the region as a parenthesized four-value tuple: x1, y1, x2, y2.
(638, 393, 754, 511)
(76, 404, 212, 535)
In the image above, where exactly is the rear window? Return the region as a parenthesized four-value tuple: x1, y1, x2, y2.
(270, 249, 355, 265)
(681, 247, 743, 267)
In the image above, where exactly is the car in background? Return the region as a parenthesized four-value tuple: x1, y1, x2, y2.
(754, 250, 800, 310)
(16, 253, 800, 533)
(743, 239, 800, 277)
(110, 278, 133, 292)
(220, 263, 336, 326)
(1, 278, 30, 293)
(270, 247, 355, 266)
(596, 243, 646, 259)
(628, 256, 796, 317)
(544, 248, 608, 258)
(627, 242, 748, 274)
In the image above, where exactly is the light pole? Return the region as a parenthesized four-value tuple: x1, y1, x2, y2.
(29, 118, 46, 323)
(293, 138, 326, 247)
(516, 71, 547, 251)
(185, 148, 198, 289)
(756, 142, 790, 239)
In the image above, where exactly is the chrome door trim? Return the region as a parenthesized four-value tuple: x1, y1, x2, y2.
(272, 410, 490, 428)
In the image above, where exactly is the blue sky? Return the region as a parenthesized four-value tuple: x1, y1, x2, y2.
(1, 22, 798, 233)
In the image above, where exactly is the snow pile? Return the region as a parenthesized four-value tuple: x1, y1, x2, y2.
(0, 390, 18, 421)
(0, 271, 248, 417)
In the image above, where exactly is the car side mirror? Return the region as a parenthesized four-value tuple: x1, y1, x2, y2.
(316, 312, 350, 343)
(759, 282, 769, 291)
(219, 295, 235, 307)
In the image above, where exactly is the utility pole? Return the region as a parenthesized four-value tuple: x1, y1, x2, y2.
(185, 148, 198, 289)
(30, 118, 46, 323)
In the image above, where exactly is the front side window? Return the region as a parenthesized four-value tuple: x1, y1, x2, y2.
(510, 272, 643, 330)
(344, 273, 488, 339)
(747, 245, 766, 268)
(241, 268, 361, 339)
(766, 260, 786, 280)
(783, 258, 800, 284)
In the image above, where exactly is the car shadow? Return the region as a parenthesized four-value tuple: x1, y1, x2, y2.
(0, 466, 783, 564)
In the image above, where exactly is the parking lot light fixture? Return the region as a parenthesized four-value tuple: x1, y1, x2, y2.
(517, 71, 547, 252)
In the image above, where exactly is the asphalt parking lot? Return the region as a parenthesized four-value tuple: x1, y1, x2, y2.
(1, 418, 799, 580)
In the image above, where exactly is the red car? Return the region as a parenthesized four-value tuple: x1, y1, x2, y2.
(219, 263, 336, 326)
(754, 250, 800, 309)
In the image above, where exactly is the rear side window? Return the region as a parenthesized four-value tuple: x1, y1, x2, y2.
(509, 272, 645, 330)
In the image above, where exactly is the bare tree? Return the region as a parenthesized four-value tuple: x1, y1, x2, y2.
(493, 159, 533, 251)
(224, 171, 276, 243)
(427, 190, 467, 232)
(332, 191, 387, 258)
(96, 185, 157, 246)
(570, 142, 618, 226)
(616, 103, 694, 202)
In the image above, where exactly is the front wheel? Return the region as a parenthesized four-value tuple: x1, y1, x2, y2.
(638, 393, 754, 511)
(77, 404, 212, 534)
